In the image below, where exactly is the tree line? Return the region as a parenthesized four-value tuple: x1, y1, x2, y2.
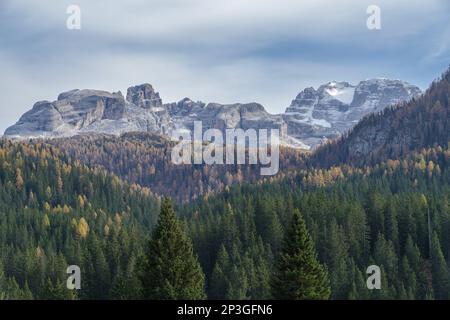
(2, 137, 450, 299)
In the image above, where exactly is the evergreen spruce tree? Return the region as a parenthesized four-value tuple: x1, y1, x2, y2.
(209, 245, 230, 299)
(0, 261, 6, 300)
(325, 219, 349, 299)
(42, 278, 76, 300)
(141, 198, 206, 299)
(110, 258, 143, 299)
(226, 265, 248, 299)
(255, 199, 283, 252)
(21, 282, 34, 300)
(271, 210, 331, 299)
(430, 232, 450, 299)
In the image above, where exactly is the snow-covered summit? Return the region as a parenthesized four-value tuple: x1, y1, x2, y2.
(283, 79, 421, 148)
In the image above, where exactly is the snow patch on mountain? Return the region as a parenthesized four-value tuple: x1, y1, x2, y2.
(283, 79, 421, 148)
(4, 78, 422, 150)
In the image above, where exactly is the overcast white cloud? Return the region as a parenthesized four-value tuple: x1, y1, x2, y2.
(0, 0, 449, 133)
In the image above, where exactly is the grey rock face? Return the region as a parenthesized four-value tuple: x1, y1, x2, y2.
(4, 101, 65, 136)
(4, 79, 421, 150)
(126, 84, 162, 109)
(5, 89, 127, 137)
(283, 79, 421, 148)
(56, 89, 127, 124)
(348, 79, 422, 121)
(169, 101, 285, 136)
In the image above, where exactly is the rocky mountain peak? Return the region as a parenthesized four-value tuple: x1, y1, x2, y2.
(5, 89, 128, 137)
(5, 78, 422, 150)
(57, 89, 124, 101)
(126, 84, 162, 109)
(351, 79, 422, 112)
(282, 78, 421, 148)
(294, 87, 316, 99)
(240, 102, 267, 114)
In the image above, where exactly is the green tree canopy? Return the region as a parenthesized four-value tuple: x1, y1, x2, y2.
(271, 210, 331, 299)
(141, 198, 206, 299)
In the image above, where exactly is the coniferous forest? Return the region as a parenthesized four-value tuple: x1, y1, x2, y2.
(0, 67, 449, 300)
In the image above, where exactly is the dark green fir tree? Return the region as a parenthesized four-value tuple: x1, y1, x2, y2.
(141, 198, 206, 299)
(271, 210, 331, 299)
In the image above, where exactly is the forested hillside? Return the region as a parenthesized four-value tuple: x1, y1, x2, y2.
(2, 138, 449, 299)
(1, 138, 450, 299)
(1, 69, 450, 300)
(46, 132, 306, 203)
(184, 144, 450, 299)
(0, 140, 159, 299)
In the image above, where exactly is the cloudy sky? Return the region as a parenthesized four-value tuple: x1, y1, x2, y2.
(0, 0, 449, 133)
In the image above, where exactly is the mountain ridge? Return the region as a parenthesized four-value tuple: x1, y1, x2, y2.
(311, 67, 450, 167)
(5, 79, 421, 150)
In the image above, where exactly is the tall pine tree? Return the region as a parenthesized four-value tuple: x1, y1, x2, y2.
(141, 198, 206, 299)
(271, 210, 331, 299)
(430, 232, 450, 299)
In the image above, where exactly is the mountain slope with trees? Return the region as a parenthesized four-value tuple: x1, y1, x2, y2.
(183, 143, 450, 299)
(178, 68, 450, 299)
(45, 132, 306, 203)
(0, 140, 160, 299)
(1, 68, 450, 300)
(312, 67, 450, 168)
